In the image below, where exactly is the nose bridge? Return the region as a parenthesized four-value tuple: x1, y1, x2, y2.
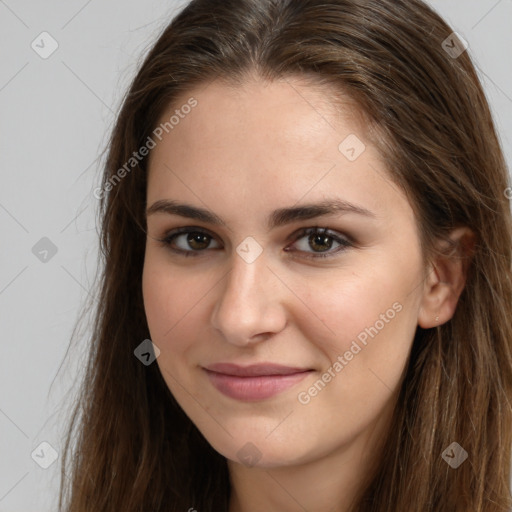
(211, 248, 285, 344)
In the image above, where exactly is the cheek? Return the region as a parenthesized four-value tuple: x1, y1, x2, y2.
(291, 274, 417, 440)
(142, 263, 171, 341)
(142, 258, 187, 347)
(142, 263, 198, 397)
(294, 268, 411, 351)
(142, 257, 214, 357)
(291, 258, 422, 404)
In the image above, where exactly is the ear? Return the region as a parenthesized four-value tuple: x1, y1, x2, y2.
(417, 227, 476, 328)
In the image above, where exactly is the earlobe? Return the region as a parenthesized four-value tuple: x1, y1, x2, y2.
(417, 227, 476, 328)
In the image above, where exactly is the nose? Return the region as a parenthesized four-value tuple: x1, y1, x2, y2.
(210, 247, 287, 347)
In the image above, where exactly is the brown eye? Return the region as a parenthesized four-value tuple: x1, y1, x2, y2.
(158, 226, 352, 260)
(285, 227, 353, 259)
(185, 232, 211, 250)
(158, 227, 221, 256)
(308, 232, 335, 252)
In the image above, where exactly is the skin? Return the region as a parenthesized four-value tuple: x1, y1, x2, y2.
(142, 76, 473, 512)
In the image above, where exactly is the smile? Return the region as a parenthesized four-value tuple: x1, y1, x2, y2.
(202, 365, 315, 401)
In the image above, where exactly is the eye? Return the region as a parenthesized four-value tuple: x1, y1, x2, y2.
(156, 226, 353, 259)
(156, 227, 220, 257)
(285, 227, 353, 259)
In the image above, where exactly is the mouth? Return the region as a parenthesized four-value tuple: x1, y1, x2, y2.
(202, 362, 315, 401)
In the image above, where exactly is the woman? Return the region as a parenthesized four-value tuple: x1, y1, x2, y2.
(59, 0, 512, 510)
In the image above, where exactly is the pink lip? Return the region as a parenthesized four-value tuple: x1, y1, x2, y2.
(203, 363, 314, 401)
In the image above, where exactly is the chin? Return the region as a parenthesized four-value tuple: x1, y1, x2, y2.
(204, 432, 310, 469)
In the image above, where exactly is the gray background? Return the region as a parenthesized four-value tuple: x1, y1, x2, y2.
(0, 1, 511, 510)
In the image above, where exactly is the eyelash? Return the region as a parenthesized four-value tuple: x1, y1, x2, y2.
(155, 226, 353, 260)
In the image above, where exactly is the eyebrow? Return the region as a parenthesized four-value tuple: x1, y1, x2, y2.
(146, 198, 376, 230)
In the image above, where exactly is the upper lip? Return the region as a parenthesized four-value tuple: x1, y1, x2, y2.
(204, 362, 313, 377)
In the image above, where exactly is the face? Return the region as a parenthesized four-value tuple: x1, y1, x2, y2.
(142, 77, 427, 468)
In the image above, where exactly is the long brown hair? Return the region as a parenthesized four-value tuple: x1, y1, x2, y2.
(58, 0, 512, 510)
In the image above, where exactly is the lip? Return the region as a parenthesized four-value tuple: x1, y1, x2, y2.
(203, 363, 315, 401)
(205, 362, 312, 377)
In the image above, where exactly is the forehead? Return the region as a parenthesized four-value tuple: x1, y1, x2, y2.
(146, 77, 410, 229)
(153, 75, 370, 151)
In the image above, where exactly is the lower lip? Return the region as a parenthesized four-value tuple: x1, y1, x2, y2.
(203, 369, 314, 401)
